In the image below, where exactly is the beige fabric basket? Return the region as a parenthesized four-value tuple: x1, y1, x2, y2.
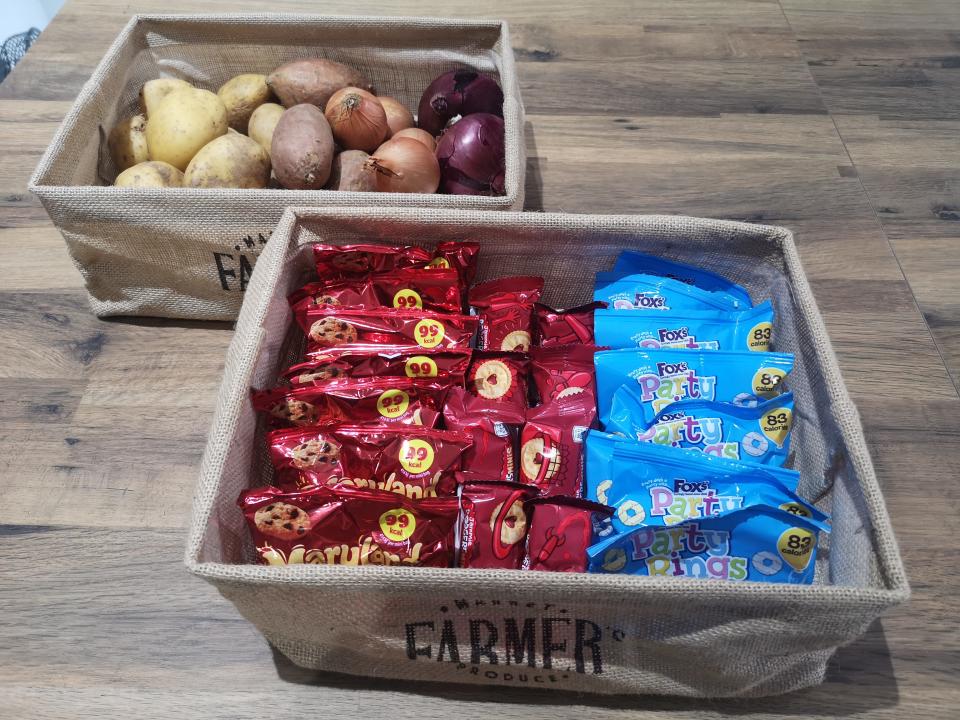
(28, 14, 525, 321)
(185, 207, 908, 697)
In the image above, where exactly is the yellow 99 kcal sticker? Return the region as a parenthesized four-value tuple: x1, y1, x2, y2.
(377, 389, 410, 418)
(379, 508, 416, 542)
(404, 355, 439, 378)
(393, 288, 423, 310)
(747, 321, 773, 352)
(761, 407, 792, 447)
(752, 367, 787, 398)
(777, 527, 815, 572)
(414, 318, 445, 348)
(427, 257, 450, 269)
(399, 438, 435, 475)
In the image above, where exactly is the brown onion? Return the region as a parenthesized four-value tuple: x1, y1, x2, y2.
(365, 137, 440, 194)
(378, 96, 415, 137)
(391, 127, 437, 152)
(324, 87, 388, 152)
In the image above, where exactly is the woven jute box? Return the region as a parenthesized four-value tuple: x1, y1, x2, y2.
(185, 207, 908, 697)
(29, 14, 525, 321)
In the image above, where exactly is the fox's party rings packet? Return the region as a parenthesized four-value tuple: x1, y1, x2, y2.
(594, 272, 745, 313)
(587, 505, 827, 584)
(607, 386, 794, 466)
(594, 348, 795, 426)
(611, 250, 752, 309)
(594, 301, 774, 352)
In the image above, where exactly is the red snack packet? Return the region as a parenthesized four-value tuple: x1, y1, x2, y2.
(518, 391, 597, 497)
(284, 347, 472, 387)
(529, 344, 597, 407)
(456, 478, 538, 569)
(268, 424, 472, 498)
(534, 301, 606, 347)
(370, 268, 462, 313)
(467, 351, 529, 419)
(443, 387, 520, 481)
(313, 243, 431, 280)
(252, 378, 450, 429)
(523, 497, 613, 573)
(239, 485, 458, 567)
(287, 278, 380, 317)
(429, 241, 481, 285)
(300, 306, 478, 351)
(469, 276, 544, 352)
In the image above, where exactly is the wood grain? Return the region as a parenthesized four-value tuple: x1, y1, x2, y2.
(0, 0, 958, 717)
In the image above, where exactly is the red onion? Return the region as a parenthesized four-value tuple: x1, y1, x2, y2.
(435, 113, 505, 196)
(417, 70, 503, 136)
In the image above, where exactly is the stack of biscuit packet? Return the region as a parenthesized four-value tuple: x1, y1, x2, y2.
(237, 243, 828, 582)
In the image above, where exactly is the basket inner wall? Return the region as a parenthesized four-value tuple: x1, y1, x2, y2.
(200, 213, 885, 593)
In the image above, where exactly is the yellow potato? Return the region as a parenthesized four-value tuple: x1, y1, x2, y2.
(247, 102, 284, 158)
(218, 73, 273, 132)
(139, 78, 193, 117)
(108, 114, 149, 173)
(145, 87, 228, 171)
(183, 133, 271, 189)
(114, 161, 184, 188)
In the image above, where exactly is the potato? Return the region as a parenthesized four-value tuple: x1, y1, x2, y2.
(248, 102, 284, 158)
(145, 88, 228, 171)
(139, 78, 193, 117)
(183, 133, 271, 189)
(325, 150, 376, 192)
(114, 160, 184, 188)
(271, 104, 335, 189)
(108, 114, 149, 173)
(217, 73, 273, 132)
(266, 59, 371, 109)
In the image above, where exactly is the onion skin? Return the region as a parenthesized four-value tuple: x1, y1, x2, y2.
(378, 96, 415, 137)
(391, 127, 437, 152)
(324, 87, 388, 152)
(366, 137, 440, 194)
(417, 70, 503, 136)
(435, 113, 506, 196)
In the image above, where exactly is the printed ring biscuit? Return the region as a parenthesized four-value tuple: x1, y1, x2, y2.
(602, 547, 627, 573)
(270, 398, 319, 426)
(254, 502, 312, 540)
(490, 500, 527, 546)
(473, 359, 513, 400)
(520, 436, 560, 485)
(500, 330, 532, 353)
(290, 439, 340, 469)
(752, 550, 783, 576)
(309, 317, 358, 346)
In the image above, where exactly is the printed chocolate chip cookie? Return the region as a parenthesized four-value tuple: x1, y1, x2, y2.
(311, 294, 342, 306)
(297, 364, 343, 384)
(332, 252, 371, 272)
(309, 317, 359, 346)
(490, 499, 527, 546)
(270, 398, 319, 426)
(290, 438, 340, 469)
(254, 502, 312, 540)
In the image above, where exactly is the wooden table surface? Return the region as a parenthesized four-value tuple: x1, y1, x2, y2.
(1, 0, 958, 717)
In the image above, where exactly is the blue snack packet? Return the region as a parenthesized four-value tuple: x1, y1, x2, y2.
(594, 301, 774, 352)
(611, 251, 753, 309)
(607, 387, 794, 466)
(586, 505, 827, 584)
(594, 272, 747, 313)
(594, 348, 795, 425)
(583, 430, 800, 506)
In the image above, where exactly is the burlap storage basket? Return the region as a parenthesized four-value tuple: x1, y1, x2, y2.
(29, 14, 525, 321)
(185, 207, 908, 697)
